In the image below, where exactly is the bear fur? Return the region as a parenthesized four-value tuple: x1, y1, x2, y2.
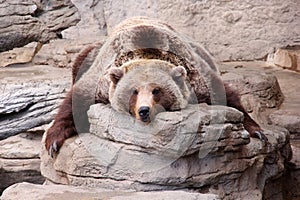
(45, 17, 267, 157)
(109, 59, 191, 122)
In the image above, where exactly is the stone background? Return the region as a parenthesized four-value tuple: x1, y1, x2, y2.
(1, 0, 300, 62)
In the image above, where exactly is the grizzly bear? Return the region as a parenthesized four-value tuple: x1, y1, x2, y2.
(45, 17, 267, 157)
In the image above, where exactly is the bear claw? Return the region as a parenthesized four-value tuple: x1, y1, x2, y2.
(254, 130, 268, 144)
(48, 141, 58, 158)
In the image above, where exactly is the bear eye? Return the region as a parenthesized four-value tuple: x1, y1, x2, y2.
(152, 88, 160, 95)
(132, 89, 138, 95)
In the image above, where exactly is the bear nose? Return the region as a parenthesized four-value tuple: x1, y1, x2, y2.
(138, 106, 150, 120)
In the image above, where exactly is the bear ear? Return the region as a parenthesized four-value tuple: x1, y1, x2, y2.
(109, 67, 124, 85)
(171, 66, 187, 81)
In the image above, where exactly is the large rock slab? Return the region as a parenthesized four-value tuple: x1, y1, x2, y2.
(40, 103, 291, 199)
(0, 65, 71, 140)
(220, 62, 284, 122)
(267, 68, 300, 138)
(0, 0, 79, 52)
(0, 132, 45, 194)
(1, 182, 219, 200)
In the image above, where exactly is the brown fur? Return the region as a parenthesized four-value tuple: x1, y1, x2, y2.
(45, 18, 267, 157)
(129, 83, 178, 122)
(45, 90, 76, 153)
(114, 48, 209, 103)
(45, 45, 102, 155)
(72, 45, 95, 84)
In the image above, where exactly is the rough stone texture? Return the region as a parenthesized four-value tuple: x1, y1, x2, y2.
(270, 110, 300, 136)
(220, 62, 284, 123)
(0, 0, 80, 52)
(1, 1, 299, 61)
(268, 46, 300, 72)
(0, 65, 71, 140)
(0, 132, 45, 194)
(219, 62, 300, 200)
(267, 68, 300, 139)
(0, 42, 41, 67)
(40, 103, 291, 200)
(1, 182, 219, 200)
(33, 38, 105, 68)
(59, 0, 300, 61)
(263, 64, 300, 200)
(284, 140, 300, 200)
(61, 0, 107, 39)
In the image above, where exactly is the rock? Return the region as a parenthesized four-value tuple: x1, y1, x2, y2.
(0, 0, 80, 52)
(0, 42, 41, 67)
(265, 64, 300, 199)
(283, 140, 300, 199)
(0, 132, 45, 194)
(265, 140, 300, 200)
(100, 0, 300, 61)
(270, 110, 300, 136)
(220, 61, 300, 200)
(267, 67, 300, 139)
(1, 182, 219, 200)
(220, 62, 284, 122)
(0, 65, 71, 140)
(40, 103, 291, 199)
(33, 38, 105, 68)
(61, 0, 107, 39)
(1, 1, 299, 61)
(274, 49, 294, 69)
(58, 0, 300, 61)
(268, 46, 300, 72)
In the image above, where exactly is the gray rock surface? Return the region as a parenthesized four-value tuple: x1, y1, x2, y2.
(60, 0, 300, 61)
(0, 65, 71, 139)
(221, 62, 300, 199)
(266, 66, 300, 200)
(0, 42, 40, 68)
(285, 140, 300, 199)
(1, 182, 219, 200)
(40, 103, 291, 200)
(0, 132, 45, 194)
(0, 0, 79, 52)
(62, 0, 107, 39)
(33, 38, 105, 68)
(1, 1, 299, 62)
(220, 62, 284, 123)
(268, 69, 300, 138)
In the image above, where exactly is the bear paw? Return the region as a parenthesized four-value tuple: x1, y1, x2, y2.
(246, 125, 268, 145)
(45, 131, 65, 158)
(47, 139, 64, 158)
(253, 130, 268, 144)
(45, 123, 76, 158)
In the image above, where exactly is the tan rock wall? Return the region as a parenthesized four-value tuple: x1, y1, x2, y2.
(63, 0, 300, 61)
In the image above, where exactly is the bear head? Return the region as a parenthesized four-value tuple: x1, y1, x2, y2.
(108, 59, 192, 123)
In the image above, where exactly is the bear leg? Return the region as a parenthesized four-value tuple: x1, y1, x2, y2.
(72, 44, 101, 84)
(45, 90, 77, 157)
(224, 83, 268, 143)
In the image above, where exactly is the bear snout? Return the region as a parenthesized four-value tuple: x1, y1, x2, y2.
(138, 106, 150, 122)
